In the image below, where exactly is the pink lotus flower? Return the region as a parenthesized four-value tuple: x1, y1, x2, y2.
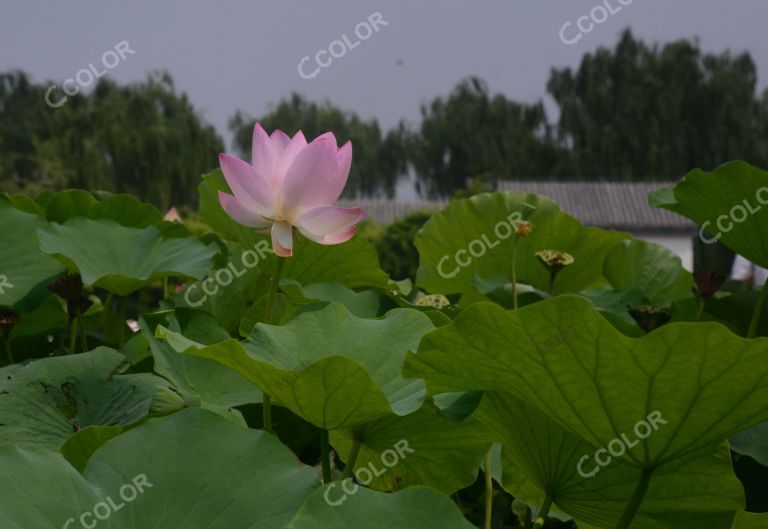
(218, 123, 364, 257)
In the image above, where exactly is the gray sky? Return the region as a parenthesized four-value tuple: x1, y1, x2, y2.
(2, 0, 767, 151)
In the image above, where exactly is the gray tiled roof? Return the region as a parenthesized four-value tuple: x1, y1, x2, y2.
(339, 199, 446, 226)
(342, 181, 695, 233)
(497, 181, 695, 233)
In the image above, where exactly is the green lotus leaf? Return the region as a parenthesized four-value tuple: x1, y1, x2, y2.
(239, 293, 300, 336)
(0, 448, 108, 529)
(282, 234, 389, 290)
(603, 239, 694, 306)
(675, 289, 768, 337)
(37, 217, 218, 295)
(60, 424, 127, 473)
(0, 196, 66, 309)
(732, 511, 768, 528)
(44, 189, 163, 227)
(281, 279, 390, 318)
(0, 348, 166, 450)
(7, 293, 67, 343)
(730, 421, 768, 467)
(415, 191, 629, 295)
(140, 309, 262, 414)
(477, 391, 743, 529)
(405, 296, 768, 471)
(174, 240, 269, 334)
(650, 161, 768, 268)
(331, 403, 494, 494)
(179, 303, 434, 430)
(0, 409, 320, 529)
(283, 485, 476, 529)
(2, 192, 44, 215)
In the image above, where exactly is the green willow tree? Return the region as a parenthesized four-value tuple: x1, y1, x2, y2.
(547, 29, 764, 179)
(408, 77, 569, 198)
(0, 71, 223, 209)
(229, 94, 408, 198)
(4, 29, 767, 204)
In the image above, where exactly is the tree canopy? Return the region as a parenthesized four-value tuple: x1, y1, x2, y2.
(0, 71, 222, 209)
(2, 30, 767, 205)
(548, 29, 763, 179)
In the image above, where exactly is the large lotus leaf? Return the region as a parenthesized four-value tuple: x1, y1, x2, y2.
(0, 348, 166, 450)
(0, 409, 320, 529)
(175, 240, 269, 333)
(283, 485, 475, 529)
(682, 289, 768, 337)
(0, 448, 108, 529)
(405, 296, 768, 472)
(44, 189, 163, 227)
(577, 285, 649, 327)
(6, 294, 68, 361)
(603, 239, 694, 306)
(3, 192, 44, 215)
(730, 421, 768, 467)
(8, 293, 67, 341)
(331, 403, 494, 494)
(142, 307, 231, 346)
(282, 234, 389, 290)
(140, 309, 262, 411)
(281, 279, 390, 318)
(37, 217, 217, 295)
(239, 280, 389, 338)
(199, 169, 389, 289)
(0, 196, 66, 308)
(415, 191, 629, 295)
(650, 161, 768, 268)
(733, 512, 768, 529)
(477, 391, 743, 529)
(60, 424, 127, 473)
(180, 303, 434, 430)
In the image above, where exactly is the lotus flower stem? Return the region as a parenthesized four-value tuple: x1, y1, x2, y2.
(614, 469, 652, 529)
(320, 429, 332, 483)
(511, 243, 519, 310)
(0, 332, 12, 365)
(117, 297, 128, 347)
(694, 299, 705, 322)
(262, 256, 286, 434)
(69, 319, 78, 353)
(531, 494, 553, 529)
(265, 257, 286, 323)
(100, 292, 113, 331)
(262, 394, 274, 435)
(75, 305, 88, 352)
(747, 280, 768, 338)
(483, 451, 493, 529)
(342, 439, 363, 479)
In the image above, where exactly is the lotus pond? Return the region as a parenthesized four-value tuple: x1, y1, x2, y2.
(0, 128, 766, 529)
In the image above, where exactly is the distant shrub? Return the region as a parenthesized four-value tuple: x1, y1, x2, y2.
(374, 212, 432, 280)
